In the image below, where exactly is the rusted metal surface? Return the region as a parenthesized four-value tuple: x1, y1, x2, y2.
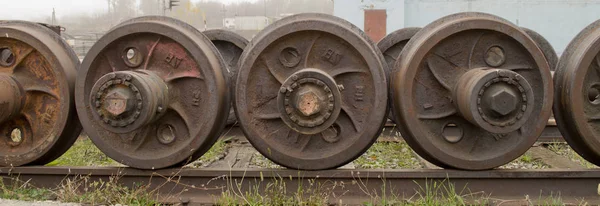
(522, 27, 558, 71)
(391, 12, 553, 170)
(2, 167, 600, 205)
(0, 21, 81, 166)
(75, 16, 229, 169)
(364, 9, 387, 42)
(377, 27, 420, 123)
(222, 122, 564, 143)
(554, 19, 600, 168)
(235, 13, 388, 170)
(203, 29, 248, 126)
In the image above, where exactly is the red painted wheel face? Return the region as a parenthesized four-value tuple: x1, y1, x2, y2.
(0, 21, 80, 166)
(392, 12, 552, 170)
(235, 14, 388, 170)
(554, 19, 600, 167)
(76, 17, 229, 169)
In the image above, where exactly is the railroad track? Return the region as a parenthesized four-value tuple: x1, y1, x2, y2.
(2, 13, 600, 206)
(1, 167, 598, 205)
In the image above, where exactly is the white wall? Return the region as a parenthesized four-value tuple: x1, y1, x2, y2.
(334, 0, 600, 54)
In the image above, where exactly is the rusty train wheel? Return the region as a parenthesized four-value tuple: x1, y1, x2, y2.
(522, 27, 558, 71)
(377, 27, 420, 123)
(392, 13, 553, 170)
(235, 13, 388, 170)
(76, 16, 229, 169)
(203, 29, 248, 126)
(554, 19, 600, 166)
(0, 21, 81, 166)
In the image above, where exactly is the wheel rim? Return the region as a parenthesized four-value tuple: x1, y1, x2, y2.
(521, 27, 558, 71)
(203, 29, 248, 126)
(377, 27, 421, 123)
(554, 19, 600, 166)
(392, 12, 553, 170)
(235, 13, 388, 170)
(76, 16, 229, 169)
(0, 21, 80, 166)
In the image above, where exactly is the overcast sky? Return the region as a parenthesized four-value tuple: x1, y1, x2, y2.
(0, 0, 256, 21)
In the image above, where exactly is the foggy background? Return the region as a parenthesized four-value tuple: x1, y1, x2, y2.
(3, 0, 600, 59)
(0, 0, 333, 59)
(1, 0, 333, 32)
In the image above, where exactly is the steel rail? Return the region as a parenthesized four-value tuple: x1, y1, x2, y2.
(0, 167, 597, 204)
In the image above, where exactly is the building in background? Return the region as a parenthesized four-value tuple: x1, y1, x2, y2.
(333, 0, 600, 54)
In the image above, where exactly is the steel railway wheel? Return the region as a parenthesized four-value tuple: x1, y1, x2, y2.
(0, 21, 81, 166)
(554, 19, 600, 166)
(522, 27, 558, 71)
(76, 16, 229, 169)
(235, 13, 388, 170)
(392, 12, 553, 170)
(203, 29, 248, 126)
(378, 27, 420, 123)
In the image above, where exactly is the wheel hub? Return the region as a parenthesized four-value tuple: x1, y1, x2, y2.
(0, 75, 23, 124)
(90, 70, 169, 133)
(278, 68, 341, 135)
(454, 69, 534, 134)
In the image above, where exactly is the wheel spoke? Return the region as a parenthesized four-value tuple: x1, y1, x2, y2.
(340, 100, 361, 132)
(263, 56, 285, 85)
(130, 126, 152, 152)
(20, 110, 34, 143)
(303, 33, 321, 68)
(165, 70, 204, 82)
(593, 55, 600, 77)
(329, 67, 366, 78)
(278, 128, 310, 151)
(264, 124, 288, 140)
(500, 65, 533, 71)
(418, 108, 457, 120)
(8, 47, 33, 73)
(169, 101, 193, 136)
(143, 37, 162, 70)
(24, 84, 59, 100)
(255, 112, 281, 120)
(587, 114, 600, 122)
(104, 52, 117, 72)
(298, 134, 311, 152)
(427, 53, 466, 91)
(253, 94, 278, 112)
(287, 128, 300, 143)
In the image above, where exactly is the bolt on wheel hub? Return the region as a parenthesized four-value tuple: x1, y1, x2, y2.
(454, 69, 534, 134)
(76, 16, 230, 169)
(90, 70, 169, 133)
(278, 68, 341, 135)
(390, 12, 552, 170)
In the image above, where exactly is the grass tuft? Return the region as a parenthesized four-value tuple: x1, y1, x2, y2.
(0, 175, 160, 205)
(0, 178, 54, 201)
(547, 142, 597, 169)
(46, 137, 119, 167)
(217, 173, 336, 205)
(187, 139, 230, 168)
(354, 141, 422, 169)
